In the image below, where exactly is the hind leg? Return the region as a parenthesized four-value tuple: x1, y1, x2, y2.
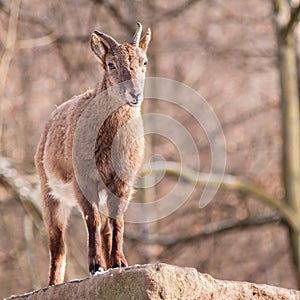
(109, 217, 128, 268)
(100, 216, 112, 269)
(42, 189, 71, 285)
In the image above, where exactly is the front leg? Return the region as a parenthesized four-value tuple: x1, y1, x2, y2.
(107, 185, 132, 268)
(74, 181, 106, 274)
(86, 205, 105, 275)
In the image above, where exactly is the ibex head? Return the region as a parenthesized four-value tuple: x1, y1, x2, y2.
(90, 23, 151, 107)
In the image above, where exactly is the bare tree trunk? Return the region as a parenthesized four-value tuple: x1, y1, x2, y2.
(280, 32, 300, 287)
(273, 0, 300, 287)
(0, 0, 21, 155)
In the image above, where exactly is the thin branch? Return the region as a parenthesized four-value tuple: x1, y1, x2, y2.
(141, 161, 299, 231)
(273, 0, 290, 35)
(0, 0, 53, 33)
(0, 16, 7, 45)
(126, 214, 281, 247)
(101, 2, 133, 33)
(17, 32, 58, 49)
(273, 0, 281, 15)
(5, 0, 21, 50)
(198, 101, 276, 151)
(159, 0, 203, 22)
(0, 158, 44, 232)
(24, 215, 40, 289)
(283, 4, 300, 38)
(102, 0, 204, 27)
(273, 0, 300, 40)
(213, 0, 272, 25)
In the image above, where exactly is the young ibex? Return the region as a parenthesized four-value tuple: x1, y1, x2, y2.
(35, 23, 151, 285)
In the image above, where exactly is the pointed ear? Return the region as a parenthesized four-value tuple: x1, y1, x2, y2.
(90, 32, 108, 64)
(139, 28, 151, 52)
(90, 31, 119, 64)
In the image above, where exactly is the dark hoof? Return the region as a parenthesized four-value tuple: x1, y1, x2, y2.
(89, 263, 105, 275)
(92, 267, 105, 275)
(112, 261, 127, 269)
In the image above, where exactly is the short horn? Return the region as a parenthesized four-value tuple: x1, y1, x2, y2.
(93, 30, 119, 49)
(131, 22, 142, 46)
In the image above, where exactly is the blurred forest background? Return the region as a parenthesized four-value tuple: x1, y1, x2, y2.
(1, 0, 300, 298)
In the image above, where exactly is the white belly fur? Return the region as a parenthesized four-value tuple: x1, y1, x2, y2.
(46, 171, 78, 224)
(45, 170, 109, 223)
(47, 177, 77, 206)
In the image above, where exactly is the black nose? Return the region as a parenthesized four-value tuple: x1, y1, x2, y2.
(130, 92, 140, 102)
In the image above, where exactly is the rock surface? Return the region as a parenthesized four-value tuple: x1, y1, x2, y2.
(5, 263, 300, 300)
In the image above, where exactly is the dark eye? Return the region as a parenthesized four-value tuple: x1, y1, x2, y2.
(107, 62, 115, 70)
(143, 61, 148, 67)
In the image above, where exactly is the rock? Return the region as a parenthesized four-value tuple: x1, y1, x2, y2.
(5, 263, 300, 300)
